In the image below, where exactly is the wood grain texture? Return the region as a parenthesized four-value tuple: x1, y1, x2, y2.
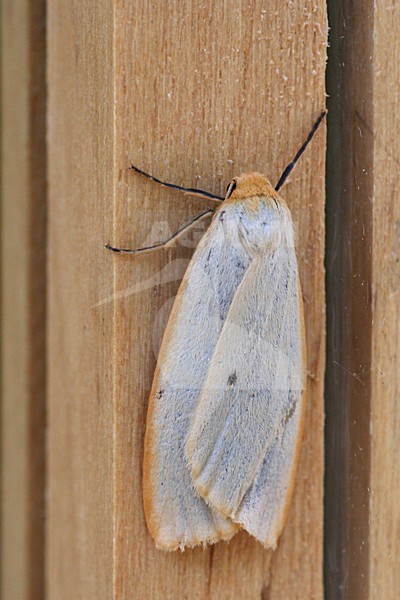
(113, 2, 326, 599)
(325, 1, 400, 598)
(48, 1, 326, 598)
(325, 2, 374, 596)
(370, 1, 400, 597)
(47, 1, 114, 598)
(1, 0, 46, 598)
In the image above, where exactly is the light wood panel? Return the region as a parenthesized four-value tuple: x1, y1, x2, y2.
(370, 2, 400, 597)
(1, 0, 46, 598)
(48, 1, 326, 598)
(46, 1, 114, 598)
(113, 2, 326, 599)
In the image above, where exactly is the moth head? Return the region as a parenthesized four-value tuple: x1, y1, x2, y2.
(224, 172, 277, 201)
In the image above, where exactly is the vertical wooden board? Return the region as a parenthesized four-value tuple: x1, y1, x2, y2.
(112, 2, 326, 598)
(1, 0, 46, 598)
(370, 2, 400, 597)
(324, 1, 374, 596)
(326, 1, 400, 597)
(47, 1, 114, 598)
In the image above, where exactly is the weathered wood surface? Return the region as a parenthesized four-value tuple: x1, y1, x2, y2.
(1, 0, 46, 598)
(48, 1, 326, 598)
(325, 1, 400, 598)
(370, 2, 400, 598)
(47, 1, 115, 598)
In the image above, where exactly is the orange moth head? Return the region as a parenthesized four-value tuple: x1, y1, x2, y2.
(225, 172, 277, 202)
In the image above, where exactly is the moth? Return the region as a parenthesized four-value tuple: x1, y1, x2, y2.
(107, 110, 326, 551)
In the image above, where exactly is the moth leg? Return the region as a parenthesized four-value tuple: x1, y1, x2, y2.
(131, 164, 224, 202)
(105, 209, 214, 255)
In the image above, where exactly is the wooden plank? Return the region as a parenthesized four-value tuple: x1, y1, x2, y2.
(113, 2, 326, 599)
(46, 1, 114, 598)
(48, 1, 326, 597)
(1, 0, 46, 598)
(325, 1, 400, 598)
(325, 1, 374, 596)
(370, 2, 400, 597)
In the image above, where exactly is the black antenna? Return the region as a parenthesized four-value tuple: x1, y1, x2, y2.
(275, 109, 327, 192)
(130, 164, 224, 202)
(105, 209, 214, 255)
(107, 114, 326, 254)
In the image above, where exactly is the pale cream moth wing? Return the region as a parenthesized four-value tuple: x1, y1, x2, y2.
(185, 182, 306, 548)
(234, 354, 306, 549)
(143, 206, 254, 550)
